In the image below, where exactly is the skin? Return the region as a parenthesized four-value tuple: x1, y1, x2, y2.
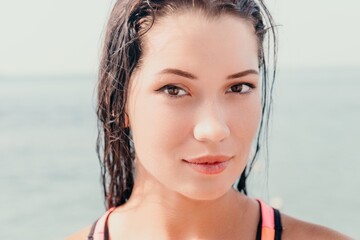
(67, 11, 352, 240)
(127, 12, 261, 203)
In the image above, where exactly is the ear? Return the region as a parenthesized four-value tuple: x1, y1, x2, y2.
(124, 112, 130, 128)
(124, 101, 130, 128)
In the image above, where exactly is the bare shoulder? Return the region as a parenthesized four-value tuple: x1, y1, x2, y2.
(65, 225, 92, 240)
(281, 213, 353, 240)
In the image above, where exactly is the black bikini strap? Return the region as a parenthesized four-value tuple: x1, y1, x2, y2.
(87, 218, 99, 240)
(256, 205, 262, 240)
(274, 209, 283, 240)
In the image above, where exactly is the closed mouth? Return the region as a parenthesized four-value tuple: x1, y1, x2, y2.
(182, 157, 231, 175)
(183, 155, 233, 164)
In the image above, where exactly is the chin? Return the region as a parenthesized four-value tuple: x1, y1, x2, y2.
(177, 183, 234, 202)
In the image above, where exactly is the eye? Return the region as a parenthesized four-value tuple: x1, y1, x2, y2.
(226, 83, 254, 94)
(157, 85, 188, 98)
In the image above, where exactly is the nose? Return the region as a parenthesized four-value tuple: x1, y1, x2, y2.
(193, 102, 230, 143)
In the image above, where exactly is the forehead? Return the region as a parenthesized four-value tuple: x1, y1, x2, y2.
(139, 11, 259, 76)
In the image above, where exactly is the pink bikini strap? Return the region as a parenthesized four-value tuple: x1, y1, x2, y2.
(90, 207, 116, 240)
(257, 199, 276, 240)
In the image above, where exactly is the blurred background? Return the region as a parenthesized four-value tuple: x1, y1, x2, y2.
(0, 0, 359, 239)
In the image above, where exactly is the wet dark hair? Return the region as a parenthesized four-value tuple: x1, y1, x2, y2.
(96, 0, 277, 209)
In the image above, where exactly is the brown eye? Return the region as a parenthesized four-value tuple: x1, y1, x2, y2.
(166, 86, 180, 96)
(226, 83, 253, 94)
(231, 85, 243, 92)
(158, 85, 188, 98)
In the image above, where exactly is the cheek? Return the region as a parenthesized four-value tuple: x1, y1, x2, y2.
(128, 93, 191, 162)
(229, 96, 262, 146)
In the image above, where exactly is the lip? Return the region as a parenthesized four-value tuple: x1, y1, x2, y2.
(183, 155, 232, 175)
(184, 155, 232, 164)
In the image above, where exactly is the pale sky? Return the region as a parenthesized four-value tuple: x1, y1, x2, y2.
(0, 0, 359, 76)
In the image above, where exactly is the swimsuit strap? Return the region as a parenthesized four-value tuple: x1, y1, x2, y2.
(89, 200, 283, 240)
(88, 207, 116, 240)
(256, 199, 283, 240)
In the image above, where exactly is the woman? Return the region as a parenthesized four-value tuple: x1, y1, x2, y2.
(68, 0, 351, 239)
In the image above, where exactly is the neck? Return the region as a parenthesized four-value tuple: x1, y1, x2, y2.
(123, 164, 249, 239)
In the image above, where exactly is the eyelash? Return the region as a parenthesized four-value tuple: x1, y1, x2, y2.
(156, 83, 256, 99)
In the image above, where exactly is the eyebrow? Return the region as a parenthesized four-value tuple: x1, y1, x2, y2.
(156, 68, 259, 80)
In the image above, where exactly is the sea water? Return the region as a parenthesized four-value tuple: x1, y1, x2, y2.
(0, 68, 359, 239)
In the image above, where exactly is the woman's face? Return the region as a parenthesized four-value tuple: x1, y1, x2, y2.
(127, 11, 261, 200)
